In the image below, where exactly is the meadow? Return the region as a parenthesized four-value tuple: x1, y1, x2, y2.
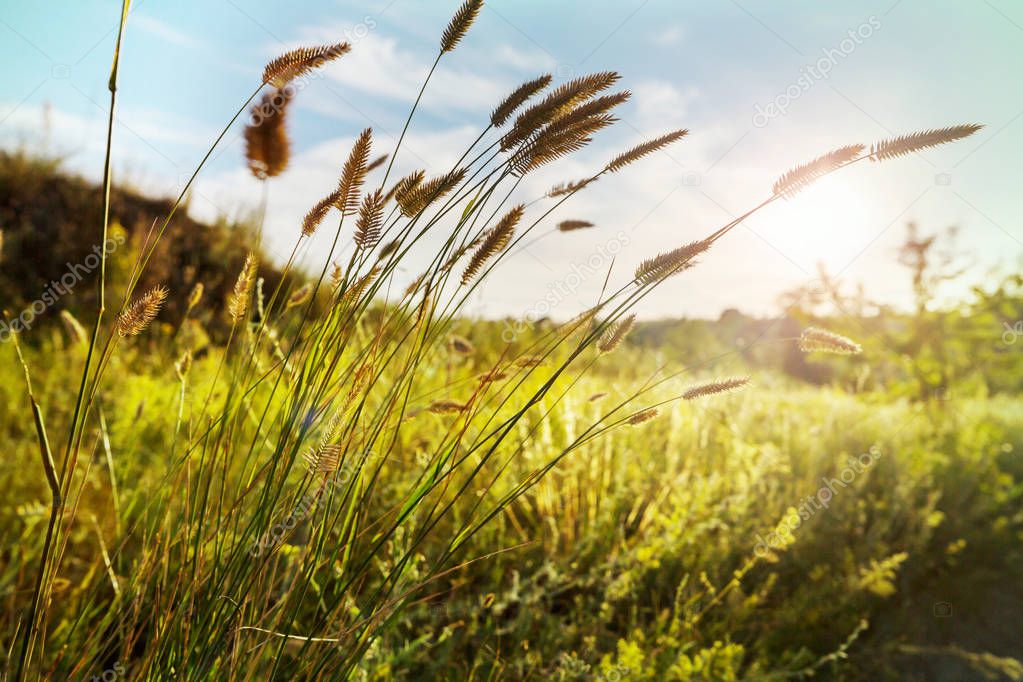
(1, 1, 1021, 680)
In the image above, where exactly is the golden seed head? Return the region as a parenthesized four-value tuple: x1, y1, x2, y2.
(116, 285, 168, 337)
(798, 327, 862, 355)
(682, 377, 751, 401)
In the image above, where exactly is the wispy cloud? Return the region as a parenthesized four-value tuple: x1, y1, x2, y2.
(133, 14, 203, 50)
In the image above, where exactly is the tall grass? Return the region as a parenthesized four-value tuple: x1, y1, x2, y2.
(3, 1, 986, 679)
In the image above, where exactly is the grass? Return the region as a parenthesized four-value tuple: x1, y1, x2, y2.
(0, 1, 1018, 680)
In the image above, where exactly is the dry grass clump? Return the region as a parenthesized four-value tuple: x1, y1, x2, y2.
(10, 0, 987, 677)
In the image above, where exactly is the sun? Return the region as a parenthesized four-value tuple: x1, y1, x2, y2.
(759, 175, 874, 274)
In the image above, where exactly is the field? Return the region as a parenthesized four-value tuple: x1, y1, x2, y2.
(1, 1, 1022, 680)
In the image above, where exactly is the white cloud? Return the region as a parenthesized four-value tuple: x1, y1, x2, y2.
(652, 25, 685, 46)
(632, 81, 700, 130)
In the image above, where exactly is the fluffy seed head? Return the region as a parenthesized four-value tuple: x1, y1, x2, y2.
(228, 253, 258, 322)
(798, 327, 862, 355)
(262, 42, 351, 87)
(244, 89, 292, 179)
(682, 377, 750, 401)
(635, 239, 711, 285)
(869, 124, 983, 162)
(366, 153, 388, 172)
(398, 169, 466, 218)
(302, 190, 340, 237)
(304, 443, 343, 475)
(386, 169, 426, 205)
(598, 314, 636, 353)
(186, 282, 204, 312)
(354, 189, 385, 250)
(772, 145, 864, 198)
(461, 204, 524, 284)
(548, 177, 596, 198)
(492, 74, 552, 127)
(605, 129, 688, 173)
(336, 128, 373, 216)
(427, 399, 467, 415)
(557, 219, 594, 232)
(116, 285, 168, 337)
(441, 0, 484, 53)
(627, 407, 659, 425)
(503, 71, 620, 151)
(287, 283, 313, 308)
(449, 334, 475, 355)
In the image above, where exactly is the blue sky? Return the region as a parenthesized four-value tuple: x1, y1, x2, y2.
(2, 0, 1020, 320)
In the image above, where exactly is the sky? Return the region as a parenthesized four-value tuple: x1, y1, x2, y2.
(1, 0, 1020, 321)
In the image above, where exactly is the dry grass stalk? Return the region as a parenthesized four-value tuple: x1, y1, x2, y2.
(557, 220, 594, 232)
(798, 327, 862, 355)
(336, 128, 373, 216)
(116, 285, 168, 337)
(244, 89, 292, 179)
(228, 253, 258, 322)
(263, 42, 351, 87)
(682, 376, 751, 401)
(461, 204, 524, 284)
(492, 74, 552, 127)
(514, 355, 544, 368)
(441, 0, 484, 53)
(772, 145, 864, 198)
(354, 189, 385, 250)
(634, 239, 711, 285)
(869, 124, 983, 161)
(598, 314, 636, 353)
(605, 129, 688, 173)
